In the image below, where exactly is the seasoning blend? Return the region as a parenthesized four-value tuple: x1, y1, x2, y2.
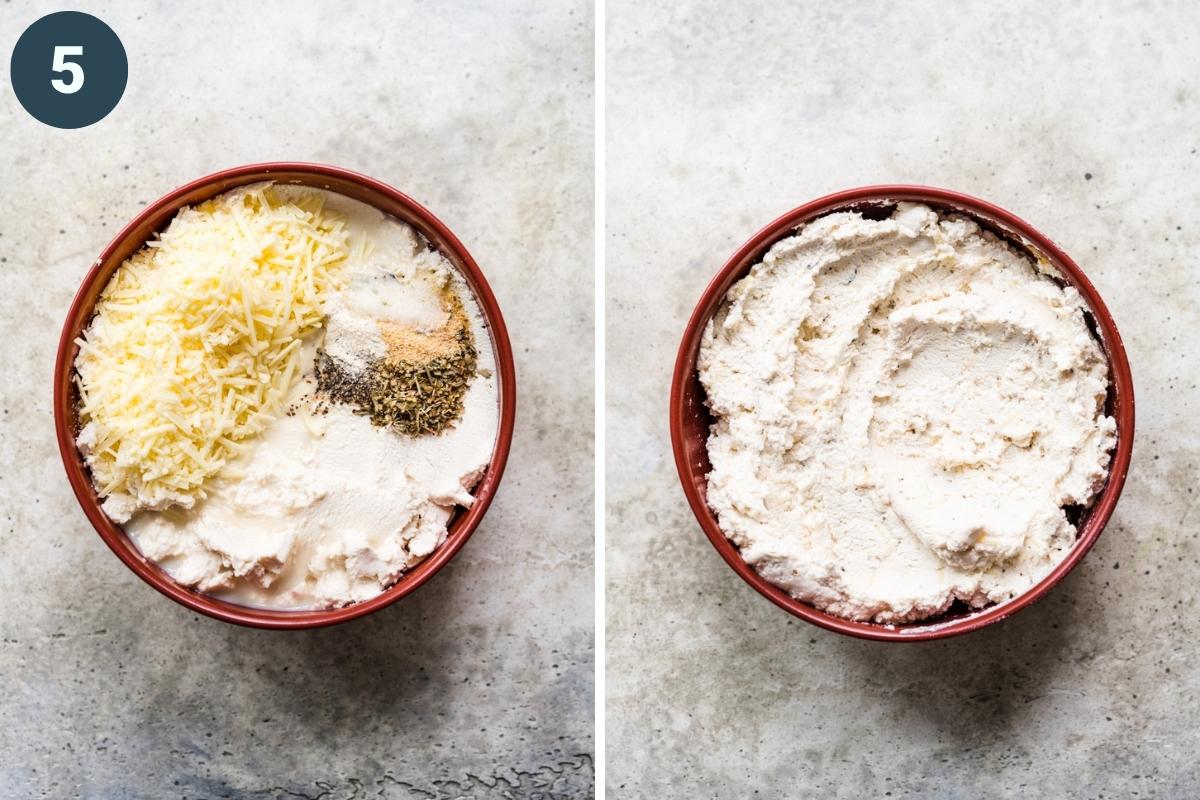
(317, 285, 479, 436)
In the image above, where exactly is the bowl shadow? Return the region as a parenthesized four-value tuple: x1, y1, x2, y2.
(841, 559, 1101, 739)
(211, 557, 474, 732)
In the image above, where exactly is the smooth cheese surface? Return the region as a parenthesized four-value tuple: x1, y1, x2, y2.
(698, 204, 1116, 623)
(75, 184, 351, 521)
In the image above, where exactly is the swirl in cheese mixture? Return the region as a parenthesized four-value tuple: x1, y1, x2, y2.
(699, 203, 1115, 623)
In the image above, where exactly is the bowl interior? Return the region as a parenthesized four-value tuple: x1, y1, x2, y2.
(54, 164, 515, 629)
(672, 186, 1134, 641)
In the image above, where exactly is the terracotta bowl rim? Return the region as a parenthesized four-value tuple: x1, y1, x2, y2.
(53, 161, 517, 630)
(669, 184, 1135, 642)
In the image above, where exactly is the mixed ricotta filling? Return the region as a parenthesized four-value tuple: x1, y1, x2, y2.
(75, 184, 499, 609)
(698, 203, 1115, 623)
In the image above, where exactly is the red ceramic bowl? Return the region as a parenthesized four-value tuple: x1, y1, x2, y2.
(54, 163, 516, 629)
(671, 185, 1134, 642)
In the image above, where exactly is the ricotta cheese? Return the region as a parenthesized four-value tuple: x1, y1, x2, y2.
(698, 203, 1116, 623)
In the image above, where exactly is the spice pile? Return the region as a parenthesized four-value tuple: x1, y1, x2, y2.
(316, 287, 478, 436)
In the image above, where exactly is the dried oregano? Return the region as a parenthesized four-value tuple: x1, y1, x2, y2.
(316, 326, 477, 436)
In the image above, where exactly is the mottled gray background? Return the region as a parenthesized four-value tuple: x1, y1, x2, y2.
(0, 2, 593, 798)
(607, 2, 1198, 798)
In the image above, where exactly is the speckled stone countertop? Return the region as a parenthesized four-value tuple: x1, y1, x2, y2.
(607, 2, 1199, 797)
(0, 1, 593, 797)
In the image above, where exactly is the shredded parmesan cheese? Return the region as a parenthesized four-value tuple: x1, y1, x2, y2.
(74, 183, 349, 519)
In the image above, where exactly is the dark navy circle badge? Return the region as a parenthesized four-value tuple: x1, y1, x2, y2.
(10, 11, 128, 129)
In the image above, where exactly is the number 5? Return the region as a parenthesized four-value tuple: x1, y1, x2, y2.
(51, 45, 84, 94)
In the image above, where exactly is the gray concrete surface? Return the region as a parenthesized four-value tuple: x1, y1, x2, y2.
(0, 2, 593, 798)
(607, 2, 1200, 797)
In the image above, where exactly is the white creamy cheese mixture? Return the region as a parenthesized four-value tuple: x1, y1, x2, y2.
(76, 185, 499, 609)
(698, 203, 1115, 623)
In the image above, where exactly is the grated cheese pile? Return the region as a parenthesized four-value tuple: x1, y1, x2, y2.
(74, 183, 350, 521)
